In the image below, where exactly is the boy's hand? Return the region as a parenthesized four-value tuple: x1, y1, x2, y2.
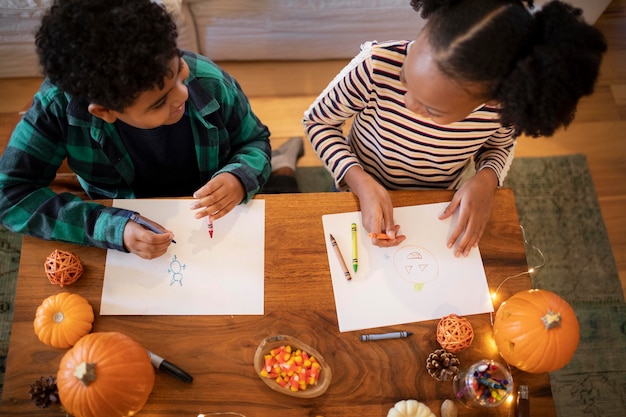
(345, 167, 406, 248)
(123, 219, 174, 259)
(439, 168, 498, 257)
(190, 172, 244, 221)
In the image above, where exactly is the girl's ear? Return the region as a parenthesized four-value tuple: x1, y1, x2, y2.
(87, 103, 118, 123)
(485, 99, 500, 107)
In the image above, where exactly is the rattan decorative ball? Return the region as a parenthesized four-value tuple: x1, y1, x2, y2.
(45, 249, 83, 287)
(436, 314, 474, 353)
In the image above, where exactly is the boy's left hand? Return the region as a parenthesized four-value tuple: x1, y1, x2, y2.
(190, 172, 244, 221)
(438, 168, 498, 257)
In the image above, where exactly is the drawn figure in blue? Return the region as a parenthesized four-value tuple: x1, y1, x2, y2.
(168, 255, 187, 286)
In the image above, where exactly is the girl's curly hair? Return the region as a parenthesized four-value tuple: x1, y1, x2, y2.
(36, 0, 179, 111)
(409, 0, 607, 137)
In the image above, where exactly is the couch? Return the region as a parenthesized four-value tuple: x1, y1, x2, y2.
(0, 0, 611, 79)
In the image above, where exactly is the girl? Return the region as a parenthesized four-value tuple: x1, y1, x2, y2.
(303, 0, 606, 256)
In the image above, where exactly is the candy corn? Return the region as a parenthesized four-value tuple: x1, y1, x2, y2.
(260, 345, 322, 392)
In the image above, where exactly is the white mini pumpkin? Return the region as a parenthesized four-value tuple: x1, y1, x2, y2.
(387, 399, 435, 417)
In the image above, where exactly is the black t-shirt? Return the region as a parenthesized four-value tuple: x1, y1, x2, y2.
(116, 111, 201, 197)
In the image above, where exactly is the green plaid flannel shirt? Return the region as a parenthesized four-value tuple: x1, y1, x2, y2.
(0, 51, 271, 252)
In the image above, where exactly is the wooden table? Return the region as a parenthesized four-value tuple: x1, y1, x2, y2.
(0, 189, 556, 417)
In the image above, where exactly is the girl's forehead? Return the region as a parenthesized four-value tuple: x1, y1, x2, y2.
(402, 35, 488, 123)
(405, 35, 486, 99)
(404, 37, 451, 93)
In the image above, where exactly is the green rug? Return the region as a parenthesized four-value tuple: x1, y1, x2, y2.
(503, 155, 623, 303)
(295, 166, 335, 193)
(503, 154, 626, 417)
(0, 224, 21, 396)
(1, 155, 624, 417)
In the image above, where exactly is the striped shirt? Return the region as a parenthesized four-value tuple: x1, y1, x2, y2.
(303, 40, 515, 190)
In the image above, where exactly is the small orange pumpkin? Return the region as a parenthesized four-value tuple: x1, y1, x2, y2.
(33, 292, 94, 348)
(492, 289, 579, 373)
(57, 332, 155, 417)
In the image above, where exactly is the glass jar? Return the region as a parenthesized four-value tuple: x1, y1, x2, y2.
(452, 359, 513, 408)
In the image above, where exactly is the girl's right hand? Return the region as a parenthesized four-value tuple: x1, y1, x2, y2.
(344, 167, 406, 247)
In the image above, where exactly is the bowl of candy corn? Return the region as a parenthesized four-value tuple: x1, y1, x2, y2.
(253, 335, 332, 398)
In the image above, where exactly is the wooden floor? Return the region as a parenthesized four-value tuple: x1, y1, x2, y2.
(0, 0, 624, 300)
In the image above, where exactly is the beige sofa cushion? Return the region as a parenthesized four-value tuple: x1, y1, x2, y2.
(0, 0, 52, 77)
(187, 0, 424, 61)
(0, 0, 612, 78)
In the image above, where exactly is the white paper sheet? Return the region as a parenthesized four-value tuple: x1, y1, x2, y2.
(100, 199, 265, 315)
(322, 202, 493, 332)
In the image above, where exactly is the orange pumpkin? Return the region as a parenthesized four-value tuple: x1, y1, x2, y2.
(492, 289, 579, 373)
(57, 332, 155, 417)
(33, 292, 94, 348)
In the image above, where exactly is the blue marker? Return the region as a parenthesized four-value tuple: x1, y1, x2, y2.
(129, 213, 176, 244)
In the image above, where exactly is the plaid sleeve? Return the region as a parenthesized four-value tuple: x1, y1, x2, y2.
(0, 87, 131, 251)
(188, 53, 271, 203)
(217, 74, 271, 202)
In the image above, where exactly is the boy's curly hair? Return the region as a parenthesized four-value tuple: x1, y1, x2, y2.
(409, 0, 607, 137)
(36, 0, 179, 111)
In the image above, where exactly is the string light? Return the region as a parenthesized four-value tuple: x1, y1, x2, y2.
(490, 224, 546, 325)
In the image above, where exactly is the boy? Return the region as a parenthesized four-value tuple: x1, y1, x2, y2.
(0, 0, 283, 259)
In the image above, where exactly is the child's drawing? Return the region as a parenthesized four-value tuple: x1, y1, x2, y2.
(392, 245, 439, 291)
(101, 199, 265, 316)
(168, 255, 187, 287)
(322, 202, 493, 332)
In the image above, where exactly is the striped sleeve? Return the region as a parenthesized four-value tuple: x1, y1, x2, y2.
(303, 42, 376, 188)
(473, 124, 516, 185)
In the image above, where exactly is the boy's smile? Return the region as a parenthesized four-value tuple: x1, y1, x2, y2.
(88, 55, 190, 129)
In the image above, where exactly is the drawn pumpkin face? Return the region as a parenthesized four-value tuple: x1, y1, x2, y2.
(393, 245, 439, 291)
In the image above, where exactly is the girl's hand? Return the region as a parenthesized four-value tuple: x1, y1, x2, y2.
(123, 217, 174, 259)
(345, 167, 406, 247)
(190, 172, 244, 221)
(439, 168, 498, 257)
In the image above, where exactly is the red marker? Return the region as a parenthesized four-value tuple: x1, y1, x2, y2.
(208, 216, 214, 238)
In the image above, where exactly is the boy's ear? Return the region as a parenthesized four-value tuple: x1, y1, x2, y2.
(88, 103, 118, 123)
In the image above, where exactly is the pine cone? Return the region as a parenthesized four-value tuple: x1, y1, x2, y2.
(29, 375, 59, 408)
(426, 349, 460, 381)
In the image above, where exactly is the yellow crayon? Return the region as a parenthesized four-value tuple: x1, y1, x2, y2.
(351, 223, 358, 273)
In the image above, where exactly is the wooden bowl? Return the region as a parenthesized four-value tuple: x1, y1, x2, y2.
(253, 335, 332, 398)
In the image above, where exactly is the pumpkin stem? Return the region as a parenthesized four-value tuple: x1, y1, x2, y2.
(52, 311, 64, 323)
(73, 362, 97, 386)
(541, 310, 562, 329)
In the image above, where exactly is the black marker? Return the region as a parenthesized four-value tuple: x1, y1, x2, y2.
(147, 350, 193, 383)
(360, 331, 413, 341)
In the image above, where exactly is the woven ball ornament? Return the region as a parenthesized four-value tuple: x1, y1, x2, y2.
(436, 314, 474, 352)
(45, 249, 83, 287)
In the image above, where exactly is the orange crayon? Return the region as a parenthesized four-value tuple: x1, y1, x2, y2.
(368, 232, 392, 240)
